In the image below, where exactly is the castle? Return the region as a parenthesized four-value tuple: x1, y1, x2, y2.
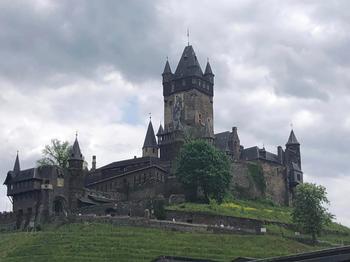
(2, 44, 303, 229)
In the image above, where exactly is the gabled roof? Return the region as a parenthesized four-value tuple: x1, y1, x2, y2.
(143, 120, 158, 148)
(70, 137, 83, 161)
(162, 60, 172, 74)
(286, 130, 300, 145)
(174, 45, 203, 77)
(204, 61, 213, 75)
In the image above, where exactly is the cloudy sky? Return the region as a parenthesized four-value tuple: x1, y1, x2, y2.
(0, 0, 349, 226)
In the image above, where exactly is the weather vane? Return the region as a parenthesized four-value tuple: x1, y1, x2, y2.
(187, 28, 190, 46)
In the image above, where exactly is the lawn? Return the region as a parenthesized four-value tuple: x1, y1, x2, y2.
(0, 223, 322, 262)
(166, 199, 350, 236)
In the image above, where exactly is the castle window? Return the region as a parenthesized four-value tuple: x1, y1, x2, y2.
(192, 78, 196, 84)
(198, 80, 201, 86)
(297, 174, 301, 181)
(182, 79, 186, 86)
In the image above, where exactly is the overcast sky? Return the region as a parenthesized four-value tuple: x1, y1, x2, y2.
(0, 0, 349, 226)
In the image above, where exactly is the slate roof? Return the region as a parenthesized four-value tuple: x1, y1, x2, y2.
(70, 137, 84, 160)
(163, 60, 172, 74)
(286, 130, 299, 145)
(13, 153, 20, 173)
(156, 124, 164, 136)
(143, 121, 158, 148)
(174, 45, 203, 77)
(85, 156, 165, 185)
(204, 61, 213, 75)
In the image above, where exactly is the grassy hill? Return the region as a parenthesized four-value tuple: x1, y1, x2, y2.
(167, 199, 350, 245)
(0, 223, 325, 262)
(0, 199, 349, 261)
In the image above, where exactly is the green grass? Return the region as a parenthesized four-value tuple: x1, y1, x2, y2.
(0, 223, 323, 262)
(167, 199, 292, 223)
(167, 199, 350, 237)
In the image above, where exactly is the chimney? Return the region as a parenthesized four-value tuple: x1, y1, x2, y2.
(92, 155, 96, 171)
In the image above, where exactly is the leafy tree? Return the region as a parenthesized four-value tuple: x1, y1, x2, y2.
(292, 183, 333, 243)
(175, 140, 231, 203)
(37, 139, 71, 169)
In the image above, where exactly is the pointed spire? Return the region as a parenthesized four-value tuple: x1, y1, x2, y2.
(143, 120, 158, 149)
(162, 59, 172, 75)
(204, 60, 213, 75)
(174, 45, 203, 77)
(286, 130, 300, 145)
(156, 123, 164, 136)
(13, 151, 20, 173)
(70, 135, 83, 161)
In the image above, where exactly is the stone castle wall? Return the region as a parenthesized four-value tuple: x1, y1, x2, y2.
(230, 161, 289, 205)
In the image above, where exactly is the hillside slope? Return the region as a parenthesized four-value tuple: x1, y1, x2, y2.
(0, 223, 324, 262)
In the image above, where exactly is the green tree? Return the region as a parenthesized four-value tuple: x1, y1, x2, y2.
(37, 139, 71, 169)
(292, 183, 333, 243)
(175, 140, 231, 203)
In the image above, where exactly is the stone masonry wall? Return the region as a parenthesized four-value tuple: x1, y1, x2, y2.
(230, 161, 289, 205)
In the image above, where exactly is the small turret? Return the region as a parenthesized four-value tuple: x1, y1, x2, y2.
(286, 130, 300, 145)
(204, 60, 214, 84)
(142, 120, 158, 158)
(156, 124, 164, 143)
(162, 60, 173, 83)
(68, 134, 84, 169)
(13, 151, 20, 174)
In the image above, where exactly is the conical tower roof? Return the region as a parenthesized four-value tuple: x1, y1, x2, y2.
(13, 152, 20, 173)
(286, 130, 300, 145)
(175, 45, 203, 77)
(163, 60, 172, 74)
(204, 61, 213, 75)
(70, 136, 84, 161)
(143, 120, 158, 148)
(156, 124, 164, 136)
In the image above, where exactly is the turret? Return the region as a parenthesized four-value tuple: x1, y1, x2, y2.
(285, 129, 303, 188)
(142, 120, 158, 158)
(204, 60, 214, 84)
(13, 151, 20, 174)
(156, 124, 164, 144)
(68, 135, 84, 170)
(162, 60, 173, 83)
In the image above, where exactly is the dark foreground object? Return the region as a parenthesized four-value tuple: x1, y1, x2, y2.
(154, 245, 350, 262)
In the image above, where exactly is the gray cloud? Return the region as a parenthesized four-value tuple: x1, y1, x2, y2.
(0, 0, 349, 226)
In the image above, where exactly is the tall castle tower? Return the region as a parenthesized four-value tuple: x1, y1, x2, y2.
(66, 135, 86, 210)
(158, 45, 214, 162)
(285, 130, 303, 191)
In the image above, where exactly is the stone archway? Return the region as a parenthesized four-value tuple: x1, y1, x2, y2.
(53, 196, 67, 216)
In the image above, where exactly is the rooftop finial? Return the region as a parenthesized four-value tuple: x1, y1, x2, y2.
(290, 122, 293, 130)
(149, 112, 152, 120)
(75, 131, 78, 138)
(187, 28, 190, 46)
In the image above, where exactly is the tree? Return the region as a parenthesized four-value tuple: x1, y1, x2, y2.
(37, 139, 71, 169)
(292, 183, 333, 243)
(175, 140, 231, 203)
